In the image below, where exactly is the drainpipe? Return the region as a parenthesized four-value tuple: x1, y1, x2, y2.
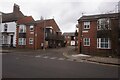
(34, 25, 35, 50)
(79, 21, 83, 54)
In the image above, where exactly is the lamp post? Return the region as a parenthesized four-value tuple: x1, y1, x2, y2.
(75, 24, 78, 51)
(43, 18, 46, 50)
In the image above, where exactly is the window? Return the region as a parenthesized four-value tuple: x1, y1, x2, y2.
(50, 29, 52, 33)
(97, 18, 110, 30)
(30, 25, 34, 31)
(2, 36, 7, 44)
(68, 36, 70, 38)
(83, 38, 90, 46)
(18, 38, 26, 45)
(19, 25, 26, 33)
(4, 24, 8, 32)
(29, 38, 33, 44)
(97, 38, 111, 49)
(84, 22, 90, 29)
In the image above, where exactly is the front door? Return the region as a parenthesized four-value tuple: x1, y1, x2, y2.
(10, 35, 13, 47)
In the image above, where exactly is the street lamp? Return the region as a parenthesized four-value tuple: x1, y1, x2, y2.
(43, 18, 46, 50)
(75, 24, 78, 50)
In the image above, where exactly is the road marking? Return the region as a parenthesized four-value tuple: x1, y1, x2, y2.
(43, 56, 49, 58)
(58, 58, 65, 60)
(35, 55, 41, 58)
(50, 57, 57, 59)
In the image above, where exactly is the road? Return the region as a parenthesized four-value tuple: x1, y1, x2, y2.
(2, 47, 119, 78)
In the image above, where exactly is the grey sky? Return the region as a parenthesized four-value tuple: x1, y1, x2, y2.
(0, 0, 119, 33)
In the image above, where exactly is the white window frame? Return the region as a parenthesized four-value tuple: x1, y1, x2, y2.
(29, 38, 34, 44)
(97, 18, 110, 30)
(84, 22, 90, 29)
(30, 25, 34, 31)
(18, 38, 26, 45)
(97, 38, 111, 49)
(68, 36, 70, 39)
(19, 25, 26, 33)
(83, 38, 90, 46)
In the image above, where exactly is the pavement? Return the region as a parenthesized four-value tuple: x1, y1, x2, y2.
(63, 46, 120, 66)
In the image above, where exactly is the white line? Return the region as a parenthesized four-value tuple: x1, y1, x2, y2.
(50, 57, 57, 59)
(43, 56, 49, 58)
(35, 55, 41, 58)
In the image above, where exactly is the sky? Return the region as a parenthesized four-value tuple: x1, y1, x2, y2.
(0, 0, 120, 33)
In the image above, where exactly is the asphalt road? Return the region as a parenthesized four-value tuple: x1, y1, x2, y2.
(2, 48, 119, 78)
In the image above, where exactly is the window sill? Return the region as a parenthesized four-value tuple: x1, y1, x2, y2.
(97, 48, 111, 50)
(84, 45, 90, 47)
(30, 30, 34, 32)
(84, 28, 90, 30)
(29, 44, 33, 45)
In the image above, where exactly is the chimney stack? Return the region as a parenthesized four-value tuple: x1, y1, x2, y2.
(13, 3, 20, 13)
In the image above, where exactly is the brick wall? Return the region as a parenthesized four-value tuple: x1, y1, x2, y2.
(78, 14, 119, 55)
(16, 18, 62, 49)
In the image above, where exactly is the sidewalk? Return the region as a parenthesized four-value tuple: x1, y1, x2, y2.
(63, 48, 120, 66)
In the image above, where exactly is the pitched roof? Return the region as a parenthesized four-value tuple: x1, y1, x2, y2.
(1, 4, 24, 23)
(78, 13, 119, 21)
(35, 19, 61, 32)
(2, 12, 24, 23)
(17, 16, 34, 25)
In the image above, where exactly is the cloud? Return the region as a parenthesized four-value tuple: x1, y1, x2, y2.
(0, 0, 119, 33)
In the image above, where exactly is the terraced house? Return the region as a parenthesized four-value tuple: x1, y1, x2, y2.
(0, 4, 24, 47)
(78, 13, 120, 56)
(16, 17, 64, 49)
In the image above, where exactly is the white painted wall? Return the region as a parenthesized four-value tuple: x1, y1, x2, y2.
(0, 13, 2, 47)
(0, 12, 2, 80)
(1, 22, 17, 47)
(71, 40, 75, 46)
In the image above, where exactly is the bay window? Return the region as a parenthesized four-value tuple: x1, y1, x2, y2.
(97, 18, 110, 30)
(97, 38, 111, 49)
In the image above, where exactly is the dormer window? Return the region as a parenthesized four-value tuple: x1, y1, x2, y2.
(4, 23, 8, 32)
(84, 22, 90, 29)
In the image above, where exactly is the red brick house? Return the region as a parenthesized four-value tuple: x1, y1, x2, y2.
(78, 13, 120, 56)
(63, 32, 76, 46)
(16, 18, 64, 49)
